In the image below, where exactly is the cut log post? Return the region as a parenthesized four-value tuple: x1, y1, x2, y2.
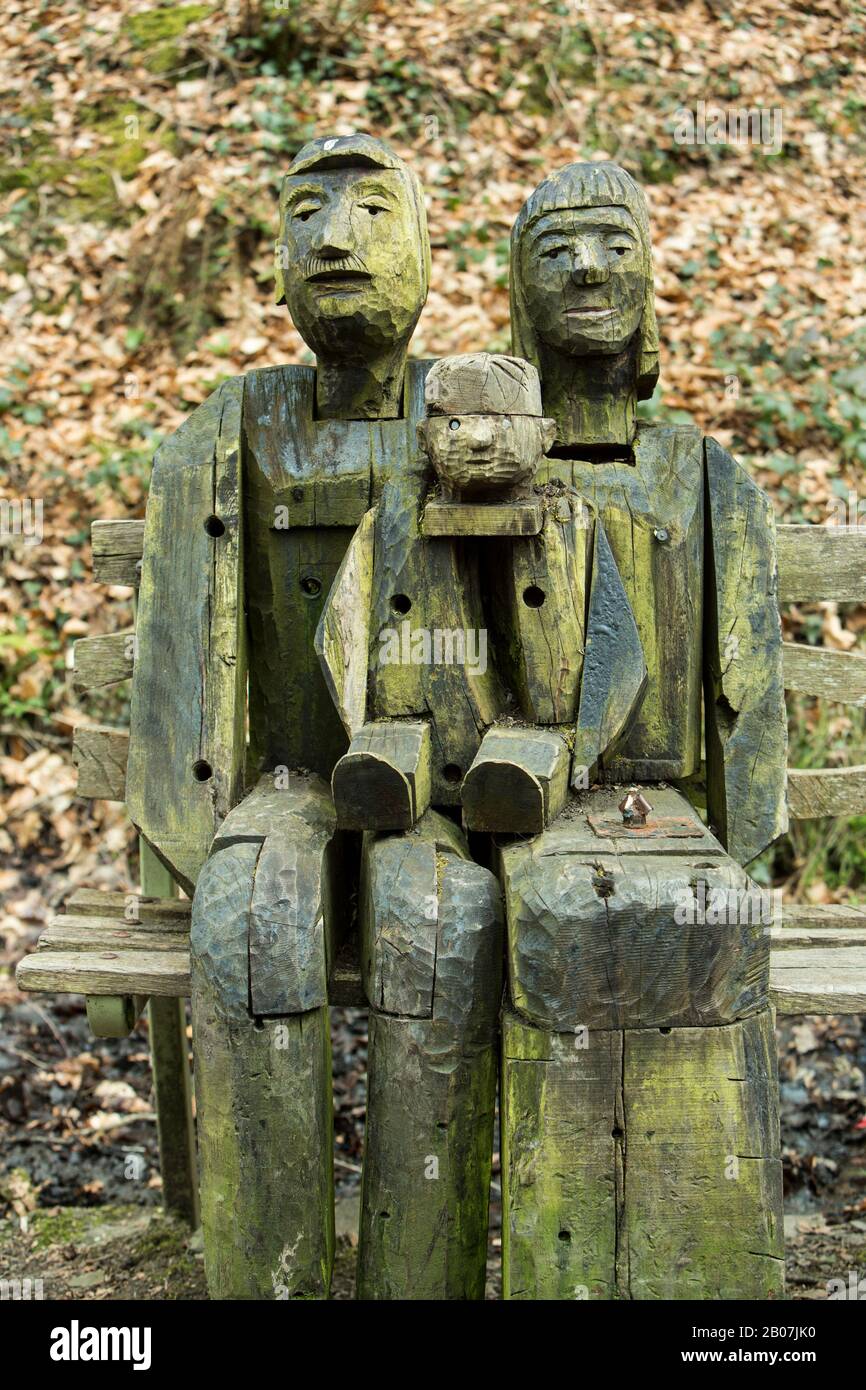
(497, 787, 783, 1299)
(140, 841, 199, 1229)
(332, 720, 431, 831)
(191, 775, 341, 1299)
(357, 810, 503, 1299)
(462, 725, 570, 833)
(501, 1007, 784, 1299)
(86, 994, 149, 1038)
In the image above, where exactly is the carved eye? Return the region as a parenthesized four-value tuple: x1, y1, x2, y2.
(609, 241, 633, 258)
(543, 245, 566, 259)
(361, 201, 388, 217)
(293, 202, 321, 222)
(449, 418, 461, 431)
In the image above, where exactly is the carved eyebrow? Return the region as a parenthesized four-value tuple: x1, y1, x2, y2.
(284, 184, 327, 209)
(352, 181, 398, 202)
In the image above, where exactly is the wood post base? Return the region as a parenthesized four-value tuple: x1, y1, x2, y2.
(358, 1016, 497, 1300)
(501, 1006, 784, 1300)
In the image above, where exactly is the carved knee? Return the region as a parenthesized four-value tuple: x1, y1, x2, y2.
(361, 810, 503, 1038)
(191, 772, 343, 1019)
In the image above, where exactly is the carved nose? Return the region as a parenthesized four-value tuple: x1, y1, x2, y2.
(313, 209, 354, 257)
(465, 420, 495, 449)
(570, 246, 609, 285)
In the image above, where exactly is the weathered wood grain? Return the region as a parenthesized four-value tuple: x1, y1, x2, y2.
(66, 888, 190, 923)
(248, 801, 341, 1016)
(332, 720, 431, 831)
(421, 497, 542, 536)
(358, 1018, 498, 1300)
(622, 1010, 784, 1299)
(315, 505, 375, 738)
(40, 922, 187, 952)
(770, 925, 866, 949)
(782, 902, 866, 932)
(499, 831, 769, 1031)
(777, 523, 866, 603)
(783, 641, 866, 706)
(357, 810, 503, 1299)
(704, 437, 788, 864)
(771, 946, 866, 1014)
(91, 518, 144, 586)
(126, 378, 246, 893)
(501, 1010, 621, 1300)
(17, 948, 189, 996)
(49, 912, 189, 937)
(140, 840, 199, 1228)
(244, 362, 430, 783)
(501, 1009, 784, 1299)
(572, 516, 647, 784)
(547, 424, 705, 783)
(489, 491, 589, 726)
(73, 631, 135, 692)
(191, 840, 334, 1299)
(462, 725, 570, 833)
(787, 764, 866, 819)
(73, 724, 129, 801)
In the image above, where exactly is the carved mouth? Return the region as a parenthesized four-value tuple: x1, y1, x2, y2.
(564, 306, 616, 319)
(307, 269, 372, 289)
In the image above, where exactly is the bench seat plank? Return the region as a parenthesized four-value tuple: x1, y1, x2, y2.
(17, 948, 190, 998)
(782, 642, 866, 706)
(770, 946, 866, 1015)
(777, 524, 866, 603)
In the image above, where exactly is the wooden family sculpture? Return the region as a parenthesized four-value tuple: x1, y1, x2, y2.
(127, 134, 789, 1299)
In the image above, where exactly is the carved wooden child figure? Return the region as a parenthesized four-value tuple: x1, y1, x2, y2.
(325, 350, 648, 838)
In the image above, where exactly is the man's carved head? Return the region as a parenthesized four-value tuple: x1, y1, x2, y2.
(510, 162, 659, 399)
(275, 134, 430, 363)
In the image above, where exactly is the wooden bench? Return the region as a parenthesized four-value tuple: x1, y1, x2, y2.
(18, 889, 866, 1019)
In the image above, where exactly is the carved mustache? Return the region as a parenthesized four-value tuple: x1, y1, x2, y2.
(303, 252, 371, 282)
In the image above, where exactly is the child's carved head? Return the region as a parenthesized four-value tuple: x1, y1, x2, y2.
(417, 354, 556, 499)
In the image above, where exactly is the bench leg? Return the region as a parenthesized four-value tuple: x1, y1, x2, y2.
(140, 840, 199, 1227)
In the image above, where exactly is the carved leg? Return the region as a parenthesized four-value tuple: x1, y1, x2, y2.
(356, 810, 503, 1299)
(332, 720, 431, 831)
(501, 1008, 783, 1300)
(191, 776, 342, 1299)
(462, 725, 570, 833)
(498, 789, 784, 1300)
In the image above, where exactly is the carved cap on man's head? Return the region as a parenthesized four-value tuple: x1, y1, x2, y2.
(425, 354, 544, 417)
(510, 161, 660, 399)
(275, 133, 431, 305)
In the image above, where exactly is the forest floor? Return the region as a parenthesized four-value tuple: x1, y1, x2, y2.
(1, 998, 864, 1300)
